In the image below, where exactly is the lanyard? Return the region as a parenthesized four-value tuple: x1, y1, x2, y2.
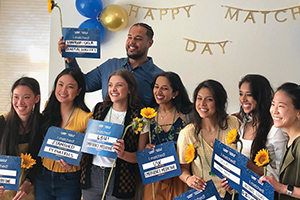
(63, 106, 75, 128)
(108, 106, 126, 125)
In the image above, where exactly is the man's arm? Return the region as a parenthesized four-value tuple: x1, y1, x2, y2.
(58, 37, 74, 64)
(58, 37, 102, 92)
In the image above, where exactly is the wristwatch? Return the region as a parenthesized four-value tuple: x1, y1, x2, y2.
(286, 185, 294, 196)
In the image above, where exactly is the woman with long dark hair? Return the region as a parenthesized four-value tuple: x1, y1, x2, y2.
(143, 71, 192, 199)
(221, 75, 288, 199)
(237, 75, 287, 177)
(260, 83, 300, 200)
(177, 80, 240, 199)
(81, 69, 148, 200)
(35, 68, 92, 200)
(0, 77, 42, 200)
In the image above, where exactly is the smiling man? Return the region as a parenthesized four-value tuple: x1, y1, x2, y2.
(58, 23, 163, 106)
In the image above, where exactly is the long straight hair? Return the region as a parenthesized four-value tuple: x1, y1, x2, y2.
(42, 68, 90, 132)
(191, 80, 228, 136)
(0, 77, 41, 156)
(239, 74, 274, 161)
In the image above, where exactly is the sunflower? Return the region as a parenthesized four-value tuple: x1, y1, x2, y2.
(254, 149, 270, 167)
(134, 122, 144, 134)
(184, 144, 195, 164)
(140, 107, 157, 119)
(47, 0, 54, 13)
(21, 153, 36, 169)
(226, 129, 238, 144)
(130, 117, 144, 134)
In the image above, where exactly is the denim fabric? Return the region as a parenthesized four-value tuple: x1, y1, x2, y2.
(67, 57, 163, 107)
(82, 165, 133, 200)
(35, 166, 81, 200)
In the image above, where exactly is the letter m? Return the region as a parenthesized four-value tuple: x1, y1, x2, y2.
(225, 7, 240, 21)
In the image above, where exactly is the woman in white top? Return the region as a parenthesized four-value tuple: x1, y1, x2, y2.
(81, 69, 148, 200)
(221, 74, 288, 199)
(222, 75, 288, 198)
(237, 74, 287, 178)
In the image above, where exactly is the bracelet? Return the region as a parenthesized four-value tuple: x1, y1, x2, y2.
(185, 175, 191, 182)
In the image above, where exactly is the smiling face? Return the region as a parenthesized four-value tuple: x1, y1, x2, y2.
(55, 74, 81, 105)
(195, 87, 216, 119)
(153, 76, 177, 106)
(239, 82, 257, 114)
(126, 25, 153, 60)
(270, 90, 300, 129)
(13, 85, 40, 123)
(108, 75, 129, 105)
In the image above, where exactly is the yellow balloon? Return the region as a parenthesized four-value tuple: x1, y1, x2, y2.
(100, 5, 128, 32)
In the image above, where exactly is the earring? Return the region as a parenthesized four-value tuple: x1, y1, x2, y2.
(173, 96, 175, 99)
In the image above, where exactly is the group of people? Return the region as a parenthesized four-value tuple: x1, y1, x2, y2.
(0, 22, 299, 200)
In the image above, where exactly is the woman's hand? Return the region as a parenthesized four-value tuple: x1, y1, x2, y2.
(259, 176, 285, 194)
(145, 143, 155, 150)
(0, 186, 4, 196)
(113, 139, 125, 158)
(12, 180, 31, 200)
(186, 175, 206, 192)
(221, 178, 233, 192)
(58, 159, 73, 171)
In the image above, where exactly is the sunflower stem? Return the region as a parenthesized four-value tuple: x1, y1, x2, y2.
(122, 124, 133, 139)
(101, 159, 116, 200)
(238, 140, 243, 154)
(147, 119, 155, 200)
(232, 189, 236, 200)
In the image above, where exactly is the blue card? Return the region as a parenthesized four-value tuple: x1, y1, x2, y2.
(173, 180, 221, 200)
(136, 141, 181, 185)
(211, 139, 248, 192)
(81, 119, 124, 159)
(38, 126, 84, 166)
(62, 28, 100, 58)
(0, 155, 21, 191)
(239, 168, 274, 200)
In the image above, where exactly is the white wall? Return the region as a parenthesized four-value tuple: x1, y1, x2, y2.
(49, 0, 300, 113)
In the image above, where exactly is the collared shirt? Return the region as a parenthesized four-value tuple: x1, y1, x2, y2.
(67, 57, 164, 106)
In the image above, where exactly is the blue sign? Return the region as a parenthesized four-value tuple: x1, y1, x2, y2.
(38, 126, 84, 166)
(136, 141, 181, 185)
(211, 139, 248, 192)
(0, 155, 21, 191)
(62, 28, 100, 58)
(173, 180, 221, 200)
(239, 168, 274, 200)
(81, 119, 124, 159)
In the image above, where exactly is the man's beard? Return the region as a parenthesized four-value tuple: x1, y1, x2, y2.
(127, 52, 144, 60)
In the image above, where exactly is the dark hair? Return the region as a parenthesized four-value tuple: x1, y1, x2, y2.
(238, 74, 274, 161)
(101, 69, 141, 111)
(131, 23, 154, 40)
(276, 82, 300, 110)
(151, 71, 192, 114)
(192, 80, 228, 136)
(0, 77, 41, 155)
(42, 68, 90, 132)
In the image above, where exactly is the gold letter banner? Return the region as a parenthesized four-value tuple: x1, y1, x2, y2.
(184, 38, 229, 55)
(128, 4, 195, 20)
(223, 5, 300, 23)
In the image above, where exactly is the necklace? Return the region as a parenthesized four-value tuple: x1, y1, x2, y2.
(109, 106, 126, 124)
(153, 108, 177, 144)
(158, 107, 175, 120)
(63, 106, 75, 128)
(200, 126, 220, 170)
